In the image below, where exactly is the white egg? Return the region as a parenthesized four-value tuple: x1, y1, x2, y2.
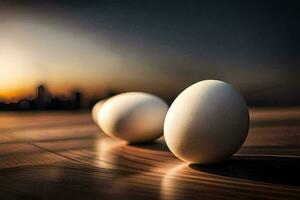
(91, 99, 107, 126)
(164, 80, 249, 164)
(99, 92, 169, 143)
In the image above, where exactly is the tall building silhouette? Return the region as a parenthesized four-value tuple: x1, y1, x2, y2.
(36, 85, 50, 110)
(37, 85, 47, 101)
(71, 90, 82, 109)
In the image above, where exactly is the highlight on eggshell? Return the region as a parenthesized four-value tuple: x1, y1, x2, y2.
(98, 92, 169, 144)
(164, 80, 249, 164)
(91, 99, 107, 129)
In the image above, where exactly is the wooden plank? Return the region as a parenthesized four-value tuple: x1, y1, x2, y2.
(0, 109, 299, 199)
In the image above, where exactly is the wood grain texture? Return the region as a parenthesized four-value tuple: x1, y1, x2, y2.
(0, 108, 299, 200)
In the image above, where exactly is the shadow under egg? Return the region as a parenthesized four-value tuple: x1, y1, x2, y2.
(190, 155, 300, 186)
(128, 137, 170, 152)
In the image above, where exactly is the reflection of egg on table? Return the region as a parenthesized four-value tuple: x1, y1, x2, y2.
(99, 92, 169, 143)
(91, 99, 107, 129)
(164, 80, 249, 164)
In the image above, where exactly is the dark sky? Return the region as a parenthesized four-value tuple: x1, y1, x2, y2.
(0, 0, 299, 104)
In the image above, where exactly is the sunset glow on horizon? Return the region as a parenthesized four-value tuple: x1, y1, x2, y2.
(0, 1, 299, 104)
(0, 17, 188, 101)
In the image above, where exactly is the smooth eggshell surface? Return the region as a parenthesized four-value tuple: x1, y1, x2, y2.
(99, 92, 169, 143)
(164, 80, 249, 164)
(92, 99, 107, 129)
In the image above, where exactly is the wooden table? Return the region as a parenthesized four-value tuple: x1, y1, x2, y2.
(0, 108, 299, 200)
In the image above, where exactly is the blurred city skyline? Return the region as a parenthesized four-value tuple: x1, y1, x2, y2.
(0, 84, 119, 110)
(0, 0, 299, 105)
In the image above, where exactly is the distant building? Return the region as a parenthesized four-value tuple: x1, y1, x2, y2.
(0, 85, 85, 111)
(0, 85, 121, 111)
(36, 85, 50, 110)
(72, 91, 82, 109)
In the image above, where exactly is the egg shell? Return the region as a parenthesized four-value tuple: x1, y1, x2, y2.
(99, 92, 169, 143)
(92, 99, 107, 126)
(164, 80, 249, 164)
